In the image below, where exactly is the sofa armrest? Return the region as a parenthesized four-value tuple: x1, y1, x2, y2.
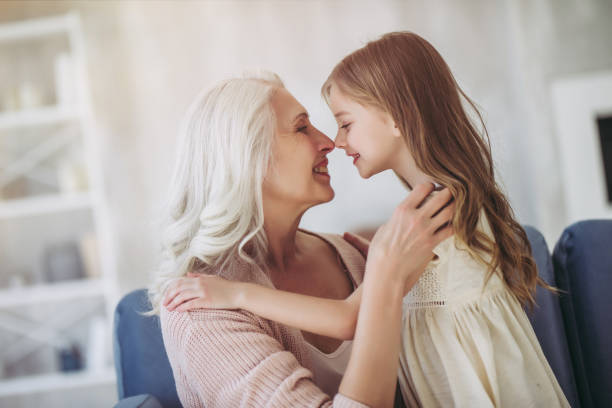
(114, 394, 163, 408)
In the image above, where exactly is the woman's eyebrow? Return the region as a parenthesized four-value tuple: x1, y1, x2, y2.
(292, 112, 308, 124)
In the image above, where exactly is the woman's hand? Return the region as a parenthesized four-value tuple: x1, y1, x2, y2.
(367, 183, 455, 291)
(162, 272, 243, 312)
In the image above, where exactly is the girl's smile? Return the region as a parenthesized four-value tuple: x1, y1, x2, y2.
(349, 153, 360, 165)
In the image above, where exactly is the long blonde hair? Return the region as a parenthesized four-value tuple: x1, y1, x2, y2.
(323, 32, 550, 308)
(148, 71, 284, 314)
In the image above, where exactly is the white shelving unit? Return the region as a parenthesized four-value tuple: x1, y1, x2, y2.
(0, 13, 117, 402)
(0, 367, 116, 398)
(0, 278, 105, 309)
(0, 192, 93, 218)
(0, 105, 79, 130)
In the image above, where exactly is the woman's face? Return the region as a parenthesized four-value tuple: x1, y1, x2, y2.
(328, 85, 406, 179)
(262, 88, 335, 212)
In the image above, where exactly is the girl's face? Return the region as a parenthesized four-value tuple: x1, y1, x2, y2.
(262, 88, 335, 212)
(328, 85, 406, 179)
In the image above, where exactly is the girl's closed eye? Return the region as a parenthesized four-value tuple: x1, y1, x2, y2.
(340, 122, 352, 131)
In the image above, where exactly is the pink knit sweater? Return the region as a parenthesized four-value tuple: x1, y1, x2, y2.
(160, 233, 371, 407)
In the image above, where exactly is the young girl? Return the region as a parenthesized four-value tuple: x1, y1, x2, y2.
(163, 32, 569, 407)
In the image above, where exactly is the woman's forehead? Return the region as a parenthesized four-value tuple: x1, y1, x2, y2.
(272, 88, 308, 126)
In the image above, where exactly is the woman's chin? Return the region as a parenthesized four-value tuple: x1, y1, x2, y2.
(313, 185, 335, 204)
(321, 186, 335, 203)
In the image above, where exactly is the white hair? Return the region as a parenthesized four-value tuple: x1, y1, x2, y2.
(147, 70, 284, 314)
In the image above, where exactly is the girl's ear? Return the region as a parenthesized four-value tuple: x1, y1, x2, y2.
(384, 110, 402, 138)
(392, 122, 402, 138)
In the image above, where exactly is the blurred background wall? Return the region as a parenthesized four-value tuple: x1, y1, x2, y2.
(3, 0, 610, 294)
(0, 0, 612, 310)
(0, 0, 611, 404)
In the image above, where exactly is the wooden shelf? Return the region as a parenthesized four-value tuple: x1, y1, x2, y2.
(0, 105, 79, 131)
(0, 279, 105, 309)
(0, 367, 115, 397)
(0, 192, 92, 219)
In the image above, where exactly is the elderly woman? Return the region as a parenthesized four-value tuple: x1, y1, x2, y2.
(148, 72, 453, 408)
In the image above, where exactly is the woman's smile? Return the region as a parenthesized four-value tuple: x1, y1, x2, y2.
(313, 158, 330, 179)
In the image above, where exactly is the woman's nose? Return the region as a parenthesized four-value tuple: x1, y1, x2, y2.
(313, 127, 335, 153)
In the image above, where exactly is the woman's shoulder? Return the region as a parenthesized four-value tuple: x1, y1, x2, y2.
(161, 305, 303, 348)
(299, 229, 366, 285)
(160, 305, 311, 371)
(161, 304, 269, 338)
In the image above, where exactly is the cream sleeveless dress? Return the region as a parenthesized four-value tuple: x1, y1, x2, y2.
(398, 214, 570, 407)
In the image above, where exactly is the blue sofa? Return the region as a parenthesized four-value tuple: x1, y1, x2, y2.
(113, 220, 612, 408)
(551, 220, 612, 407)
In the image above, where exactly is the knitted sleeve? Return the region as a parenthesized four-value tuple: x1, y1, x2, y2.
(162, 307, 370, 408)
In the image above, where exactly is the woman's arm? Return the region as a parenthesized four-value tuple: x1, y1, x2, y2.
(340, 264, 405, 407)
(163, 274, 363, 340)
(339, 184, 455, 408)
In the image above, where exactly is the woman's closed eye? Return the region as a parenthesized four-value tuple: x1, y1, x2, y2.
(297, 125, 308, 133)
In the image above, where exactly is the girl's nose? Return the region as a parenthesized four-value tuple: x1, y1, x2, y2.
(334, 129, 347, 150)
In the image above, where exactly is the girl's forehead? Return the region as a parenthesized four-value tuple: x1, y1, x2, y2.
(329, 88, 356, 113)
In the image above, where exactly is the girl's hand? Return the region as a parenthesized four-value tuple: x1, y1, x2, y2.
(162, 272, 242, 312)
(367, 183, 455, 290)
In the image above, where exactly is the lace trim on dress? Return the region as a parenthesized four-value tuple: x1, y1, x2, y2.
(403, 264, 447, 309)
(403, 236, 453, 309)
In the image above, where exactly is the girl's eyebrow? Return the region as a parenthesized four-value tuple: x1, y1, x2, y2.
(334, 111, 350, 118)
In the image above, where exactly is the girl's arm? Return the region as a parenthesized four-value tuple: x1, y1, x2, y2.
(163, 232, 372, 340)
(163, 273, 362, 341)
